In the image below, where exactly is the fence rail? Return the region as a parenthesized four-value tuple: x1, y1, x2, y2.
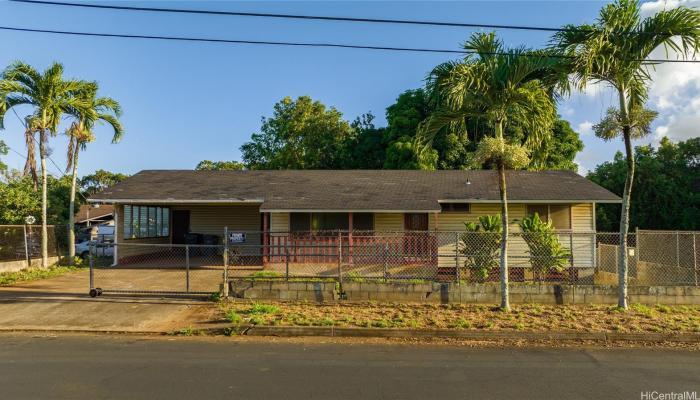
(0, 225, 68, 266)
(85, 230, 700, 297)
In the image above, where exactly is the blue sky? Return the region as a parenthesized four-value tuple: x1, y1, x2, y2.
(1, 0, 696, 177)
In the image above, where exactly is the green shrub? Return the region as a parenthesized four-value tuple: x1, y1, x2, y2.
(519, 214, 571, 280)
(249, 316, 264, 325)
(248, 303, 280, 314)
(225, 310, 243, 324)
(460, 215, 502, 281)
(250, 271, 282, 279)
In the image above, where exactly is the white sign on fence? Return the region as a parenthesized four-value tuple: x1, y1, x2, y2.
(228, 232, 246, 244)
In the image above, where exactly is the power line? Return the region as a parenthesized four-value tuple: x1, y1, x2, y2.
(0, 25, 698, 64)
(10, 0, 569, 33)
(11, 0, 693, 38)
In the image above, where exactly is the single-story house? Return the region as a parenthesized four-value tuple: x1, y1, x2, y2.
(75, 204, 114, 242)
(89, 169, 620, 278)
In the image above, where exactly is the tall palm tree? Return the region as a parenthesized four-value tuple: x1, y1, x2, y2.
(65, 85, 123, 260)
(553, 0, 700, 309)
(420, 32, 563, 311)
(0, 62, 90, 268)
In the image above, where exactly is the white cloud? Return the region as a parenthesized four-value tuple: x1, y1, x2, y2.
(576, 121, 595, 136)
(640, 0, 700, 143)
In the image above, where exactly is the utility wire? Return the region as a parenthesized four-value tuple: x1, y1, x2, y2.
(9, 0, 570, 32)
(0, 25, 698, 64)
(9, 0, 691, 37)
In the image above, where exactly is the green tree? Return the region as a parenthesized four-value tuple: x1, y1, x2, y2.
(340, 113, 387, 169)
(80, 169, 129, 195)
(195, 160, 245, 170)
(0, 62, 91, 267)
(240, 96, 355, 169)
(0, 174, 72, 225)
(519, 213, 572, 280)
(0, 140, 7, 175)
(589, 137, 700, 232)
(420, 32, 562, 311)
(65, 84, 123, 259)
(529, 119, 584, 171)
(553, 0, 700, 308)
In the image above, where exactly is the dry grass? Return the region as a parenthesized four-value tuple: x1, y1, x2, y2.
(217, 301, 700, 334)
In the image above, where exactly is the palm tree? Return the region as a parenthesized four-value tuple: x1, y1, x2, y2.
(419, 32, 563, 311)
(553, 0, 700, 309)
(0, 62, 90, 268)
(65, 85, 123, 260)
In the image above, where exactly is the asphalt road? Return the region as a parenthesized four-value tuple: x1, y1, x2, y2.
(0, 334, 698, 400)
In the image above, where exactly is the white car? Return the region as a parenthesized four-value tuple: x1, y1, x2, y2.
(76, 240, 114, 259)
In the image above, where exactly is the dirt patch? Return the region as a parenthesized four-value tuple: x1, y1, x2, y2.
(216, 301, 700, 334)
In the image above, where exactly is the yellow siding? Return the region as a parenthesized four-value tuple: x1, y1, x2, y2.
(571, 203, 594, 231)
(570, 203, 595, 268)
(270, 212, 290, 232)
(375, 213, 403, 231)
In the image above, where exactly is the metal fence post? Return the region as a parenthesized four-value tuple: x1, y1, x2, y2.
(185, 245, 190, 293)
(383, 242, 389, 280)
(285, 246, 290, 281)
(222, 226, 229, 298)
(676, 231, 680, 269)
(455, 232, 461, 283)
(693, 233, 698, 287)
(337, 231, 343, 284)
(23, 224, 30, 268)
(89, 243, 94, 291)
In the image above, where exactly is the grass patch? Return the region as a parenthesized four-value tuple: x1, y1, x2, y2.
(0, 264, 84, 286)
(171, 326, 203, 336)
(225, 310, 243, 324)
(249, 271, 283, 279)
(216, 302, 700, 334)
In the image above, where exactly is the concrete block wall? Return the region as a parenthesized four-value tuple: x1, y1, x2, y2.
(228, 279, 700, 305)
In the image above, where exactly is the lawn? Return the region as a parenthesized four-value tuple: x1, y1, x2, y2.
(217, 301, 700, 334)
(0, 263, 85, 286)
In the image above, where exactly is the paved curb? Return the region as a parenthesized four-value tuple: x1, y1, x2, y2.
(237, 326, 700, 343)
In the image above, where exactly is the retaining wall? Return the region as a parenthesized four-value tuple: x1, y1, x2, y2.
(229, 279, 700, 305)
(0, 256, 61, 273)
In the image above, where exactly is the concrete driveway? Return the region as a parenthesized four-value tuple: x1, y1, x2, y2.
(0, 270, 214, 333)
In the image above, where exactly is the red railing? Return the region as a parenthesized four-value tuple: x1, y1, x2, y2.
(266, 232, 437, 265)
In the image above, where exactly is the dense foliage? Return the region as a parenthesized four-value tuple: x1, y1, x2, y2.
(80, 169, 129, 195)
(238, 90, 583, 171)
(195, 160, 245, 171)
(588, 137, 700, 231)
(0, 175, 72, 224)
(460, 215, 502, 281)
(519, 214, 572, 279)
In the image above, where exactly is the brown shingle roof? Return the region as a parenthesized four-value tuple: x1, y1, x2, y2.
(89, 170, 620, 211)
(75, 204, 114, 223)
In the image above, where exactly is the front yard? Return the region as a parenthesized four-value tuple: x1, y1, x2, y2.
(217, 301, 700, 334)
(0, 263, 85, 286)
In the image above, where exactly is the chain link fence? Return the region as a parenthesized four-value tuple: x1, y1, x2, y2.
(85, 229, 700, 297)
(0, 225, 69, 268)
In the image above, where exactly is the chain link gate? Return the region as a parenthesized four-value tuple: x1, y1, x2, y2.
(88, 242, 226, 297)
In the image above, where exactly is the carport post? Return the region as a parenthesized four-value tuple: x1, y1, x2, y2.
(222, 227, 229, 298)
(185, 245, 190, 293)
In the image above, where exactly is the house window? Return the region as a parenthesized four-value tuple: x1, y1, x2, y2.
(353, 213, 374, 231)
(289, 212, 374, 232)
(123, 205, 170, 239)
(440, 202, 470, 213)
(526, 204, 571, 230)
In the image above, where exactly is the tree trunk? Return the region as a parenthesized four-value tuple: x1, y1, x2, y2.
(617, 88, 633, 309)
(39, 129, 48, 269)
(68, 145, 80, 261)
(495, 120, 510, 311)
(618, 128, 634, 309)
(498, 163, 510, 311)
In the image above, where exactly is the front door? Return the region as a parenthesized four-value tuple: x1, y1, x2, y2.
(403, 213, 429, 258)
(172, 210, 190, 244)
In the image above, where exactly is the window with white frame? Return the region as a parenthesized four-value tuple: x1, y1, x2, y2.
(123, 205, 170, 239)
